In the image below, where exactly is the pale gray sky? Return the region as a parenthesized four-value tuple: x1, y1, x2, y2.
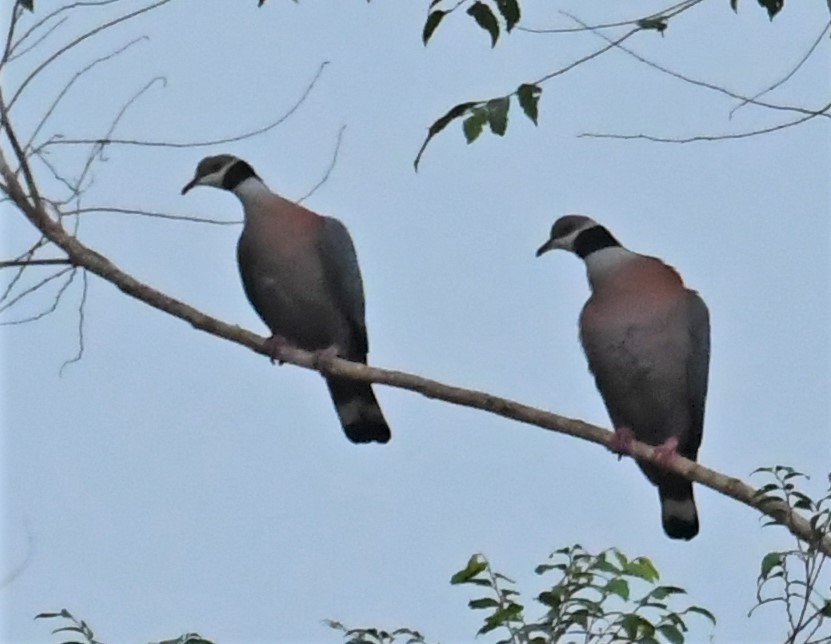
(2, 1, 830, 642)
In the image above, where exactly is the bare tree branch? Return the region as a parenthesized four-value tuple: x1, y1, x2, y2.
(40, 60, 330, 150)
(579, 102, 831, 142)
(1, 149, 828, 557)
(59, 268, 87, 374)
(66, 206, 240, 225)
(0, 258, 71, 267)
(0, 263, 74, 316)
(24, 35, 150, 152)
(297, 124, 347, 204)
(565, 12, 831, 121)
(519, 0, 704, 35)
(729, 19, 831, 118)
(6, 0, 172, 111)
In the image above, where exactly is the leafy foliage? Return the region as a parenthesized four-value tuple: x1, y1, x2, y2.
(413, 0, 798, 167)
(749, 467, 831, 643)
(324, 622, 428, 644)
(331, 546, 715, 643)
(730, 0, 785, 19)
(35, 609, 214, 644)
(424, 0, 521, 46)
(414, 84, 540, 168)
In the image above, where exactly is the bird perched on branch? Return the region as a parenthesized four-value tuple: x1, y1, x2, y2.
(537, 215, 710, 540)
(182, 154, 391, 444)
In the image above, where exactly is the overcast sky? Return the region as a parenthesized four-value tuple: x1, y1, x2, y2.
(2, 1, 830, 642)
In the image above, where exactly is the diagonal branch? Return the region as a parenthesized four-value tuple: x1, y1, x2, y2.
(1, 150, 828, 557)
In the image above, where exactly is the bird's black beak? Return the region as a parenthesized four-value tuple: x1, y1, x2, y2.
(536, 238, 555, 257)
(181, 177, 199, 195)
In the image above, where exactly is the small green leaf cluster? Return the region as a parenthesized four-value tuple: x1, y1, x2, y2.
(35, 610, 102, 644)
(414, 84, 540, 169)
(449, 546, 715, 643)
(730, 0, 785, 20)
(749, 467, 831, 643)
(35, 609, 214, 644)
(423, 0, 521, 47)
(324, 621, 427, 644)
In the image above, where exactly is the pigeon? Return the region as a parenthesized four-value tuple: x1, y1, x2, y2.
(182, 154, 391, 444)
(537, 214, 709, 539)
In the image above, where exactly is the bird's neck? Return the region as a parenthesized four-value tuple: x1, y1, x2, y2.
(232, 176, 273, 207)
(574, 225, 620, 258)
(584, 246, 638, 290)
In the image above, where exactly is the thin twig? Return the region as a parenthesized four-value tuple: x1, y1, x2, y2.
(7, 16, 67, 63)
(0, 258, 71, 268)
(65, 206, 240, 225)
(519, 0, 703, 35)
(579, 103, 830, 143)
(0, 265, 74, 315)
(41, 60, 330, 149)
(5, 0, 121, 63)
(297, 124, 346, 204)
(729, 20, 831, 118)
(564, 11, 830, 120)
(25, 36, 150, 152)
(7, 0, 172, 111)
(60, 268, 87, 374)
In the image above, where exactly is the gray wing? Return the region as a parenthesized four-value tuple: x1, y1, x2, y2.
(237, 234, 271, 328)
(317, 216, 369, 358)
(684, 290, 710, 459)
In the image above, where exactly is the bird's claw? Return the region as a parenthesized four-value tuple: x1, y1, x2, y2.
(263, 334, 290, 365)
(609, 426, 635, 459)
(652, 436, 679, 467)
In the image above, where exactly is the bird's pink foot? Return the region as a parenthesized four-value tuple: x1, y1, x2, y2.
(263, 334, 290, 365)
(652, 436, 679, 467)
(609, 426, 635, 457)
(312, 346, 340, 374)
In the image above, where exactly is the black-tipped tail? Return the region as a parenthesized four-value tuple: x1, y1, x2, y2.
(659, 476, 699, 540)
(325, 376, 391, 444)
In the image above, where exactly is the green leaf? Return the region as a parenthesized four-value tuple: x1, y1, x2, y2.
(651, 585, 686, 600)
(451, 555, 488, 584)
(486, 97, 509, 136)
(636, 17, 668, 33)
(760, 552, 783, 579)
(477, 602, 523, 635)
(820, 600, 831, 617)
(516, 83, 541, 125)
(606, 578, 630, 600)
(414, 101, 478, 169)
(20, 0, 34, 10)
(468, 597, 499, 610)
(537, 590, 561, 608)
(757, 0, 783, 20)
(626, 557, 660, 583)
(686, 605, 717, 624)
(495, 0, 520, 31)
(423, 10, 447, 45)
(658, 624, 685, 644)
(467, 2, 500, 47)
(730, 0, 738, 11)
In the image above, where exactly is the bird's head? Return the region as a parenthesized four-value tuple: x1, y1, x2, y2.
(181, 154, 257, 194)
(535, 214, 600, 257)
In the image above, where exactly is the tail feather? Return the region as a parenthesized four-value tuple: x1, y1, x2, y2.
(325, 376, 391, 444)
(659, 475, 699, 540)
